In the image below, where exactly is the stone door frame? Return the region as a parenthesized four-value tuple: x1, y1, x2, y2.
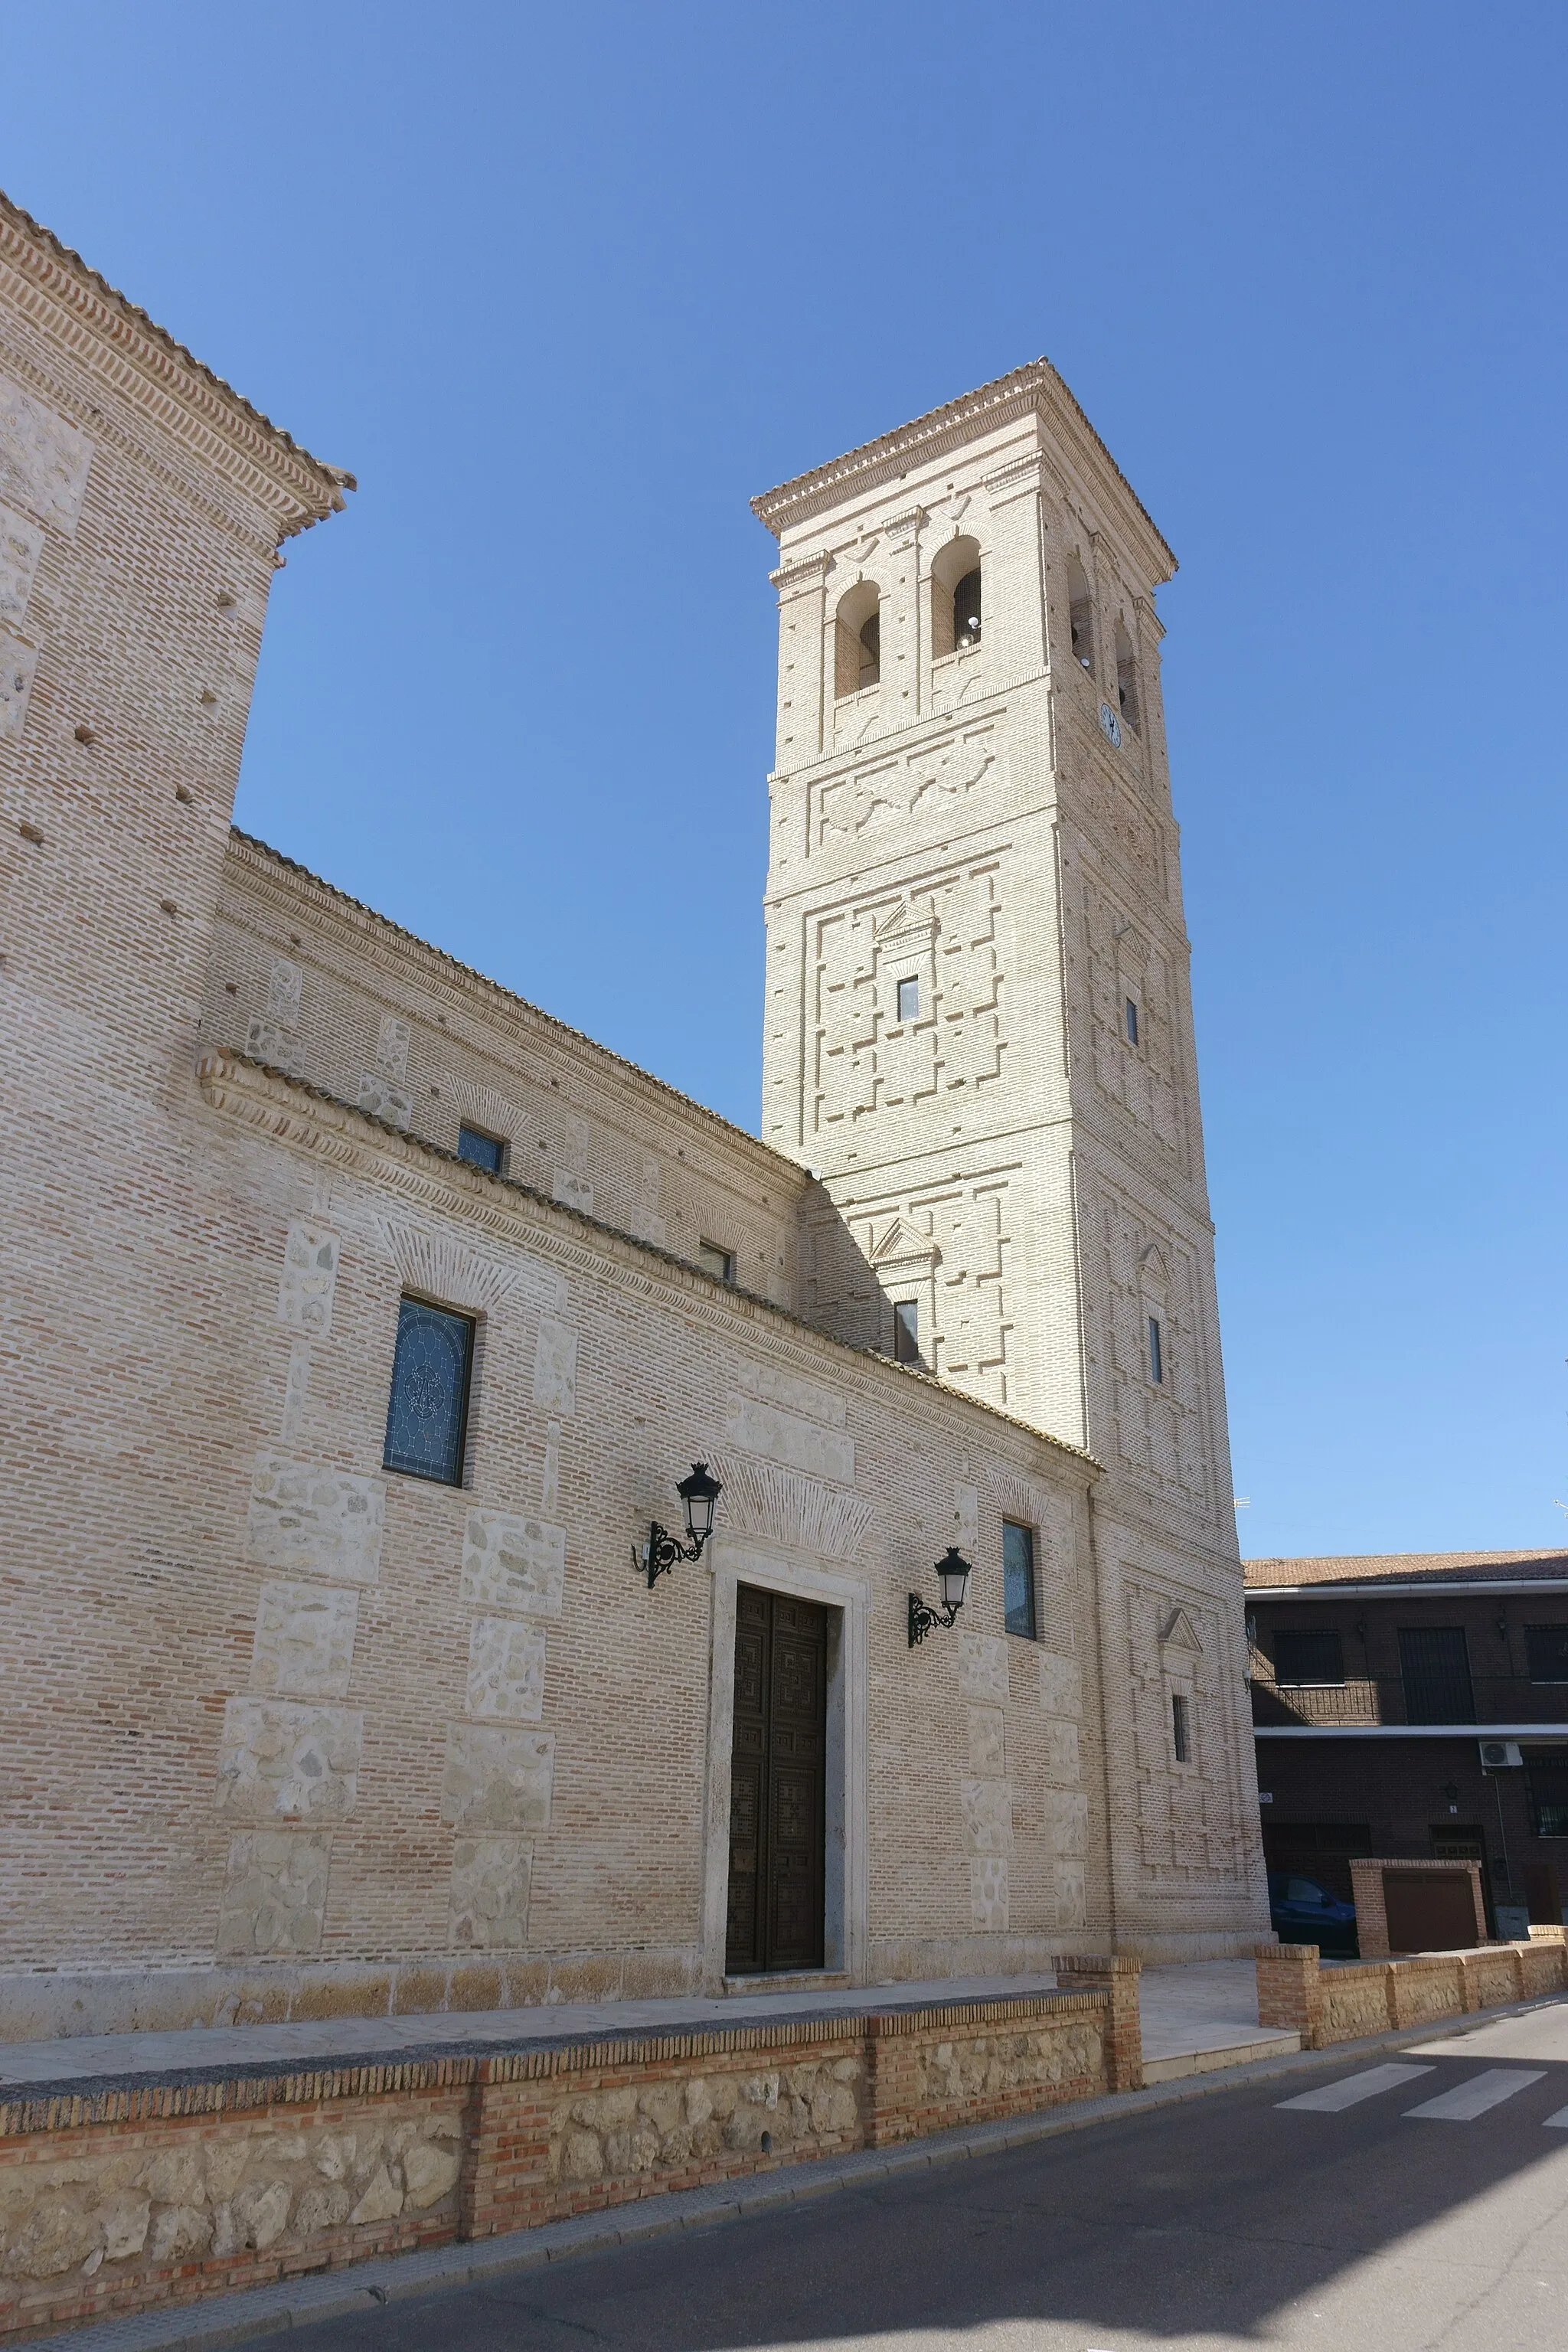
(701, 1537, 870, 1991)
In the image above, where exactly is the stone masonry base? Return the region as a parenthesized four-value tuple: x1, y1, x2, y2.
(0, 1965, 1141, 2341)
(1256, 1929, 1566, 2047)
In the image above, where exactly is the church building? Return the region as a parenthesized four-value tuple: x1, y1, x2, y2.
(0, 191, 1269, 2041)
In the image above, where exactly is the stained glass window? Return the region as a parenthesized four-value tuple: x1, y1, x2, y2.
(457, 1125, 505, 1173)
(384, 1297, 474, 1485)
(1004, 1520, 1037, 1639)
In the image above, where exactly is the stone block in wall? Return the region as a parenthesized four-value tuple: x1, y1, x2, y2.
(358, 1073, 413, 1129)
(0, 632, 39, 740)
(961, 1778, 1014, 1855)
(247, 1455, 385, 1584)
(250, 1582, 358, 1700)
(215, 1831, 332, 1956)
(724, 1394, 854, 1484)
(466, 1616, 547, 1720)
(1043, 1788, 1089, 1857)
(551, 1172, 594, 1214)
(276, 1224, 339, 1334)
(1038, 1651, 1082, 1717)
(440, 1724, 554, 1831)
(1044, 1718, 1081, 1781)
(966, 1704, 1005, 1776)
(449, 1835, 531, 1949)
(532, 1318, 579, 1415)
(956, 1632, 1008, 1704)
(0, 501, 43, 627)
(244, 1019, 305, 1078)
(1054, 1860, 1087, 1926)
(215, 1698, 362, 1821)
(0, 371, 93, 527)
(375, 1014, 410, 1080)
(461, 1511, 565, 1618)
(971, 1856, 1009, 1930)
(266, 958, 302, 1024)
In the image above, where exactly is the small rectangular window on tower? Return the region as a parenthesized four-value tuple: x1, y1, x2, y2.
(384, 1297, 475, 1486)
(457, 1124, 505, 1174)
(1171, 1691, 1192, 1765)
(893, 1299, 920, 1364)
(1124, 998, 1139, 1046)
(897, 975, 920, 1024)
(1003, 1520, 1037, 1640)
(1148, 1315, 1164, 1385)
(697, 1240, 737, 1285)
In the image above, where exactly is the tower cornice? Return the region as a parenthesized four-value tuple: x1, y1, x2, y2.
(751, 357, 1175, 585)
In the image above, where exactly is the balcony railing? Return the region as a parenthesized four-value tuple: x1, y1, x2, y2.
(1250, 1671, 1568, 1730)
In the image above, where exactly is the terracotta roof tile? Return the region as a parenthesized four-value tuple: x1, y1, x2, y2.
(1243, 1549, 1568, 1589)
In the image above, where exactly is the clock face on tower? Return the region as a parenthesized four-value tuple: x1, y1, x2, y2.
(1099, 701, 1122, 747)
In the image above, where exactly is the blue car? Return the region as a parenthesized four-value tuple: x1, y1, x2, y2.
(1267, 1870, 1358, 1955)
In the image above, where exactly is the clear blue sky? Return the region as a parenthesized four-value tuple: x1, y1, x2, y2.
(11, 3, 1564, 1560)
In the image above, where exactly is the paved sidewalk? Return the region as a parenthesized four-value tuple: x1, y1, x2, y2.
(1139, 1958, 1298, 2077)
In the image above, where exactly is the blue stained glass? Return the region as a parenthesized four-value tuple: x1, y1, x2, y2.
(1004, 1520, 1037, 1640)
(457, 1125, 505, 1173)
(384, 1298, 473, 1484)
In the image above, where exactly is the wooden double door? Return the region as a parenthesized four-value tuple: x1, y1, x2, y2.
(725, 1585, 828, 1975)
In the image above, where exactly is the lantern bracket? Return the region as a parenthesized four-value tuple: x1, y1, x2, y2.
(907, 1548, 974, 1646)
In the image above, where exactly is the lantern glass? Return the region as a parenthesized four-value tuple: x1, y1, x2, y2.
(678, 1461, 722, 1545)
(937, 1547, 972, 1614)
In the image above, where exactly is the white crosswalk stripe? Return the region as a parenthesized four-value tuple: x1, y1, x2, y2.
(1542, 2106, 1568, 2128)
(1403, 2069, 1546, 2120)
(1278, 2063, 1436, 2113)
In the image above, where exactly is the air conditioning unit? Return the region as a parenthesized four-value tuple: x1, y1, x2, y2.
(1479, 1739, 1523, 1770)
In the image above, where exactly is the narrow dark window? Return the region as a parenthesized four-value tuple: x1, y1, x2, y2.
(1272, 1628, 1345, 1687)
(858, 608, 880, 688)
(1526, 1625, 1568, 1684)
(1171, 1691, 1192, 1763)
(897, 975, 920, 1023)
(953, 567, 982, 648)
(1148, 1315, 1164, 1385)
(1004, 1520, 1037, 1640)
(1525, 1756, 1568, 1838)
(698, 1240, 736, 1285)
(1124, 997, 1139, 1046)
(893, 1299, 920, 1364)
(384, 1298, 474, 1485)
(456, 1124, 505, 1174)
(1067, 554, 1095, 675)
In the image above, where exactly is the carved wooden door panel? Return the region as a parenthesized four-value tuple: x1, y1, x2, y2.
(726, 1585, 827, 1974)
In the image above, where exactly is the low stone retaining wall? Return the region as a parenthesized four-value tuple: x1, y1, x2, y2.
(1256, 1929, 1567, 2049)
(0, 1970, 1140, 2340)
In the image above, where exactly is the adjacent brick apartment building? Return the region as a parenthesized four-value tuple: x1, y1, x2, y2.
(1246, 1550, 1568, 1932)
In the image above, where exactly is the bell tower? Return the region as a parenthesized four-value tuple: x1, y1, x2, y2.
(754, 363, 1269, 1953)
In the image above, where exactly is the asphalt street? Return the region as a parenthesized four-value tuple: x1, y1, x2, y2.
(245, 2001, 1568, 2352)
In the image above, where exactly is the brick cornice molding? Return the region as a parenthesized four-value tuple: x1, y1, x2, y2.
(753, 357, 1175, 587)
(194, 1047, 1101, 1485)
(0, 193, 351, 541)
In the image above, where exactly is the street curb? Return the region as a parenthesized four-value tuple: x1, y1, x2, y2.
(26, 1990, 1564, 2352)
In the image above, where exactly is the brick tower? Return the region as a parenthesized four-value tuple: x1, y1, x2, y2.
(753, 364, 1270, 1952)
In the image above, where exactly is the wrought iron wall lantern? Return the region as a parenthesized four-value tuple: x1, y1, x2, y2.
(908, 1547, 973, 1646)
(639, 1461, 723, 1588)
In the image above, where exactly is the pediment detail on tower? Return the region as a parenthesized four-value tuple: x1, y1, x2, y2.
(1158, 1606, 1204, 1657)
(869, 1214, 938, 1269)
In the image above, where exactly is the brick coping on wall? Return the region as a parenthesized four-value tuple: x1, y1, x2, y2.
(0, 1988, 1116, 2137)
